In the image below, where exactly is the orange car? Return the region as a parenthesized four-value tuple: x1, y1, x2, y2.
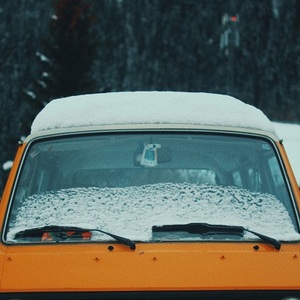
(1, 92, 300, 300)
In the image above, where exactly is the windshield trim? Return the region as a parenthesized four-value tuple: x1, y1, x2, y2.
(3, 130, 299, 245)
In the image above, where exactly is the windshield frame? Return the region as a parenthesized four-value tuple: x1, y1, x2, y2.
(3, 129, 300, 245)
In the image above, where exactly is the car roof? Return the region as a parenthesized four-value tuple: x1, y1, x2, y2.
(30, 91, 277, 136)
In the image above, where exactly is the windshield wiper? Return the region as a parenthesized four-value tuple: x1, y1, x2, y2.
(152, 222, 281, 250)
(15, 225, 136, 250)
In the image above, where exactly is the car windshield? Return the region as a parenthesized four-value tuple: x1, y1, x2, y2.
(5, 133, 300, 243)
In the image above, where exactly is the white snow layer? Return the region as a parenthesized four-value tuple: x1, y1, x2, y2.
(31, 92, 276, 135)
(7, 183, 299, 242)
(274, 122, 300, 185)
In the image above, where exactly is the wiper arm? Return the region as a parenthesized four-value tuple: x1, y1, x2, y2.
(15, 225, 136, 250)
(152, 222, 281, 250)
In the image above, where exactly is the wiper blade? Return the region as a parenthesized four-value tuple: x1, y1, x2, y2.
(152, 222, 281, 250)
(15, 225, 136, 250)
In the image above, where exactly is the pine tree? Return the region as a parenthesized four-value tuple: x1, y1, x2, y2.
(21, 0, 97, 135)
(48, 0, 97, 98)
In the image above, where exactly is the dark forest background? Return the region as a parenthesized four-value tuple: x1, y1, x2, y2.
(0, 0, 299, 192)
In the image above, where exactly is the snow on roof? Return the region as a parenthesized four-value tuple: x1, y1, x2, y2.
(31, 91, 276, 135)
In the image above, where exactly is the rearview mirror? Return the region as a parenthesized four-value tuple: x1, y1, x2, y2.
(134, 146, 172, 166)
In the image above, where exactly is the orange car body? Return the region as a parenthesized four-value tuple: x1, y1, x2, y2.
(0, 92, 299, 300)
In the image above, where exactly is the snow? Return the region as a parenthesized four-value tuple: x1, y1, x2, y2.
(23, 89, 36, 99)
(273, 122, 300, 185)
(7, 183, 299, 243)
(2, 161, 13, 171)
(35, 51, 50, 63)
(31, 92, 276, 135)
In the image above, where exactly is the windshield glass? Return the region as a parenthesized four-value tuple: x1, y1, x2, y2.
(5, 133, 299, 243)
